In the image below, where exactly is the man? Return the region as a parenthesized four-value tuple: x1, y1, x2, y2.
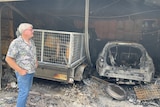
(5, 23, 38, 107)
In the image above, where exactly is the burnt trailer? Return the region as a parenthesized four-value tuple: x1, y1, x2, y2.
(33, 29, 88, 83)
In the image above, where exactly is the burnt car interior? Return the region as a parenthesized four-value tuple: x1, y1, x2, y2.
(106, 45, 142, 68)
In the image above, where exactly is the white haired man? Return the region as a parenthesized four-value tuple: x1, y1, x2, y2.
(5, 23, 38, 107)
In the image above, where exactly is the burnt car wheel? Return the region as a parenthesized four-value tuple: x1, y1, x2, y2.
(106, 83, 126, 100)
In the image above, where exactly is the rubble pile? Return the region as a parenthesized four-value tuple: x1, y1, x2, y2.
(0, 77, 160, 107)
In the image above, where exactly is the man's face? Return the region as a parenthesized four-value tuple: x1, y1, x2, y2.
(23, 27, 34, 38)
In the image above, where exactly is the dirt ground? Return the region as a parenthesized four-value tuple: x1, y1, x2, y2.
(1, 76, 160, 107)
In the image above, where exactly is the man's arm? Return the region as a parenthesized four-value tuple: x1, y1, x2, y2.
(5, 56, 27, 75)
(36, 60, 38, 68)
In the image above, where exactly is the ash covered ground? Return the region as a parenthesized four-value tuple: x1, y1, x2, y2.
(0, 75, 160, 107)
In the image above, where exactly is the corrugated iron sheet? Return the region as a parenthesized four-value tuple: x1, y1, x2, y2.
(134, 84, 160, 100)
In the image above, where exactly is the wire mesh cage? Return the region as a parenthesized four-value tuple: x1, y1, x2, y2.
(33, 29, 86, 67)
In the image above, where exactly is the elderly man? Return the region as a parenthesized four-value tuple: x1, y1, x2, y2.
(5, 23, 38, 107)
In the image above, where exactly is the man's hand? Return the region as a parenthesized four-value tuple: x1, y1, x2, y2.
(19, 69, 27, 76)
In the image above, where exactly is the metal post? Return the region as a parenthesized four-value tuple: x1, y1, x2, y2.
(84, 0, 92, 66)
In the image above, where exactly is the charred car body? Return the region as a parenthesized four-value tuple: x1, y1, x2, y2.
(96, 41, 155, 84)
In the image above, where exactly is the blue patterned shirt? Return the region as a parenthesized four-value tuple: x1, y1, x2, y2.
(6, 36, 37, 74)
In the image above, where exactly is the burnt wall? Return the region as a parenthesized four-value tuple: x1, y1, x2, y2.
(1, 7, 14, 55)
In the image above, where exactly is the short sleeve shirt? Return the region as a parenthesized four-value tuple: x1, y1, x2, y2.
(6, 36, 37, 74)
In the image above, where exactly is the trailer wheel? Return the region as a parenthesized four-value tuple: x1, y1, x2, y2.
(74, 64, 88, 81)
(82, 66, 91, 79)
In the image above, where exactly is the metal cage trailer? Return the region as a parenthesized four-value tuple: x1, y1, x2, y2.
(33, 29, 88, 83)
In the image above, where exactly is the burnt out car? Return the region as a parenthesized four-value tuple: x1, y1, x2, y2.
(96, 41, 155, 84)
